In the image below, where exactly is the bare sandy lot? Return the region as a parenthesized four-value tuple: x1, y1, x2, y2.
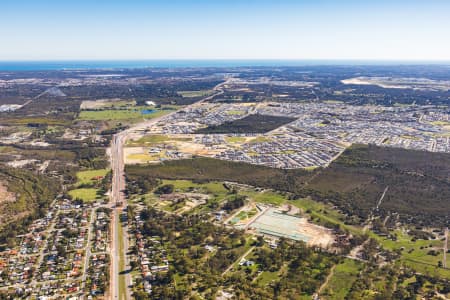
(0, 180, 15, 204)
(80, 99, 136, 110)
(124, 134, 228, 164)
(7, 159, 38, 168)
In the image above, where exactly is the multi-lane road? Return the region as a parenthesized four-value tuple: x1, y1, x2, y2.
(109, 79, 229, 299)
(110, 133, 127, 300)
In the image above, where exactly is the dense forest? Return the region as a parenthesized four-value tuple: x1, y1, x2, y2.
(195, 114, 296, 134)
(126, 145, 450, 227)
(125, 156, 314, 194)
(0, 167, 59, 246)
(305, 144, 450, 227)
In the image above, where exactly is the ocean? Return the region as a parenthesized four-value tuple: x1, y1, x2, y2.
(0, 60, 448, 71)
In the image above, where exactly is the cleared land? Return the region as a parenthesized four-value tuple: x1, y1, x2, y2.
(80, 99, 136, 110)
(0, 180, 15, 204)
(78, 107, 170, 121)
(341, 76, 450, 91)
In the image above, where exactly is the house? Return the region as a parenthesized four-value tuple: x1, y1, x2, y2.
(205, 245, 215, 252)
(239, 259, 254, 267)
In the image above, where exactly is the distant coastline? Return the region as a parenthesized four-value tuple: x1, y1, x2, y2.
(1, 59, 450, 71)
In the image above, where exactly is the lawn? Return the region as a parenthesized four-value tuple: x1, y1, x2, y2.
(240, 190, 286, 206)
(68, 188, 99, 202)
(75, 169, 109, 186)
(321, 259, 362, 299)
(257, 271, 279, 286)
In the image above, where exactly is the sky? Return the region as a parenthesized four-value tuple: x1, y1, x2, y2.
(1, 0, 450, 61)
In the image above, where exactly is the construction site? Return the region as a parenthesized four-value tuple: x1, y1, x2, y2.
(226, 202, 334, 248)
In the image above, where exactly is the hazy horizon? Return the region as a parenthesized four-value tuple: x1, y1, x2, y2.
(2, 59, 450, 71)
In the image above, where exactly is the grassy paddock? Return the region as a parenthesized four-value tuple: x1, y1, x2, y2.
(68, 188, 99, 202)
(78, 107, 170, 121)
(75, 169, 109, 186)
(375, 230, 450, 279)
(321, 259, 362, 299)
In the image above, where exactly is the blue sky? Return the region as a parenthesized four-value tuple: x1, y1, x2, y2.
(1, 0, 450, 60)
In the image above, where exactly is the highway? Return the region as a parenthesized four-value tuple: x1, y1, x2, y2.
(110, 133, 128, 300)
(109, 79, 229, 299)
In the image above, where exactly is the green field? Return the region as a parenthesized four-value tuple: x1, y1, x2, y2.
(127, 134, 191, 146)
(225, 136, 247, 143)
(75, 169, 109, 186)
(69, 168, 109, 202)
(161, 179, 229, 196)
(162, 180, 290, 208)
(78, 109, 142, 121)
(78, 107, 170, 121)
(321, 259, 363, 299)
(68, 188, 99, 202)
(256, 271, 279, 286)
(375, 230, 450, 279)
(240, 190, 286, 206)
(178, 90, 213, 98)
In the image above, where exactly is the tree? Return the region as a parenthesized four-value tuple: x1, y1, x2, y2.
(154, 184, 174, 195)
(130, 260, 138, 270)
